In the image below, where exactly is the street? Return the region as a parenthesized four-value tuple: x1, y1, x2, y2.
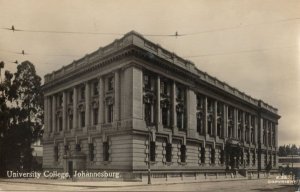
(0, 179, 296, 192)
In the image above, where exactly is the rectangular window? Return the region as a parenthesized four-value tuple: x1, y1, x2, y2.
(143, 74, 152, 91)
(211, 148, 215, 164)
(58, 95, 63, 107)
(93, 108, 98, 125)
(108, 76, 114, 91)
(108, 104, 113, 123)
(54, 145, 59, 162)
(103, 142, 109, 161)
(93, 81, 99, 96)
(177, 111, 184, 130)
(69, 114, 73, 129)
(69, 91, 73, 104)
(144, 103, 152, 124)
(180, 145, 186, 163)
(162, 108, 170, 128)
(166, 143, 172, 162)
(150, 141, 156, 162)
(89, 143, 94, 161)
(58, 116, 63, 131)
(201, 147, 205, 164)
(80, 86, 85, 100)
(81, 111, 85, 127)
(197, 112, 203, 134)
(220, 149, 225, 164)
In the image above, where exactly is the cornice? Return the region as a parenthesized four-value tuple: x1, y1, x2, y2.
(43, 31, 279, 116)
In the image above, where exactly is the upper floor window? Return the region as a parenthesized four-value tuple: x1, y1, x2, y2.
(58, 94, 63, 107)
(108, 76, 114, 91)
(207, 99, 214, 113)
(176, 86, 184, 101)
(196, 94, 204, 109)
(69, 91, 73, 104)
(108, 104, 113, 123)
(80, 86, 85, 100)
(93, 81, 99, 96)
(160, 80, 170, 96)
(143, 74, 154, 91)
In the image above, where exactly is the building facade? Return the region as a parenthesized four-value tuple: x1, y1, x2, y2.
(42, 31, 280, 180)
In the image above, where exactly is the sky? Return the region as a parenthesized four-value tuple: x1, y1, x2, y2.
(0, 0, 299, 146)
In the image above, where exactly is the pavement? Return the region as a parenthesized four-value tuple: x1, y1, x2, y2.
(0, 178, 297, 192)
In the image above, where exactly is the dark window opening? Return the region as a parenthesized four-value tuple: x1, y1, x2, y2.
(69, 114, 73, 129)
(69, 91, 73, 104)
(201, 147, 205, 164)
(58, 116, 63, 131)
(108, 77, 114, 91)
(54, 146, 59, 162)
(80, 86, 85, 100)
(93, 81, 99, 96)
(81, 111, 85, 127)
(108, 104, 113, 123)
(166, 143, 172, 162)
(180, 145, 186, 163)
(197, 112, 203, 134)
(150, 141, 156, 162)
(103, 142, 109, 161)
(93, 108, 98, 125)
(162, 108, 170, 128)
(211, 148, 215, 164)
(144, 103, 152, 124)
(89, 143, 94, 161)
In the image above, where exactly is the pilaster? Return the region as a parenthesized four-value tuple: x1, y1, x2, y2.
(73, 87, 77, 130)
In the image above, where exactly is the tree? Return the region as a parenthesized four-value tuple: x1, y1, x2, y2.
(291, 144, 298, 155)
(0, 61, 43, 177)
(278, 145, 287, 157)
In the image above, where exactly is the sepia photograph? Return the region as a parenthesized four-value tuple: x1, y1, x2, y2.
(0, 0, 299, 191)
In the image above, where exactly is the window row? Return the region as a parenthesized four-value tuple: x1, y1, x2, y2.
(53, 141, 110, 162)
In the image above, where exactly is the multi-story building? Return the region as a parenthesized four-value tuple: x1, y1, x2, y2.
(42, 31, 280, 180)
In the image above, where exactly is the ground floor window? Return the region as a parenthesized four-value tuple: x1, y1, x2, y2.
(80, 111, 85, 127)
(180, 145, 186, 163)
(103, 141, 109, 161)
(89, 143, 94, 161)
(166, 143, 172, 162)
(54, 145, 59, 162)
(150, 141, 156, 162)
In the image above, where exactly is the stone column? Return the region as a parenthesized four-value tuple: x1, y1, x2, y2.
(47, 96, 52, 133)
(114, 70, 120, 121)
(62, 91, 67, 132)
(254, 116, 258, 145)
(73, 87, 77, 130)
(242, 112, 245, 142)
(98, 77, 104, 124)
(156, 76, 161, 125)
(275, 124, 278, 148)
(44, 97, 48, 134)
(85, 82, 91, 128)
(259, 118, 264, 146)
(52, 95, 56, 133)
(187, 89, 197, 137)
(172, 81, 177, 132)
(234, 108, 237, 138)
(214, 100, 218, 138)
(204, 96, 208, 136)
(223, 105, 227, 138)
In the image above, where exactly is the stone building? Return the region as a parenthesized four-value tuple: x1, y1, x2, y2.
(42, 31, 280, 180)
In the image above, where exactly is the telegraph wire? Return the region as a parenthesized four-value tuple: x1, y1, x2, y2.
(1, 16, 300, 37)
(0, 49, 80, 58)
